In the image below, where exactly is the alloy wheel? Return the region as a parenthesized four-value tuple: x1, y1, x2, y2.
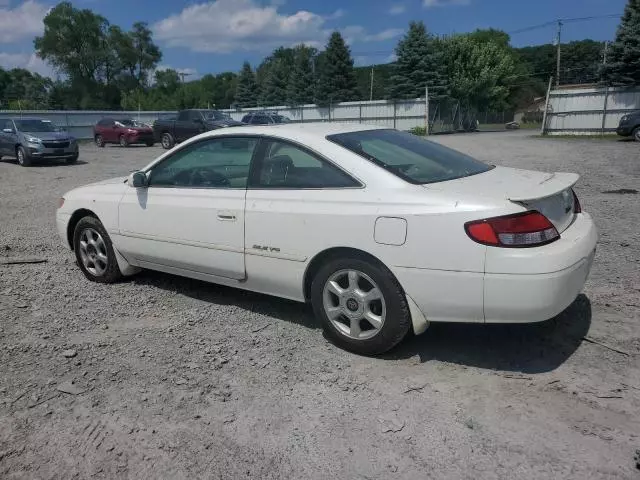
(322, 269, 386, 340)
(78, 227, 109, 276)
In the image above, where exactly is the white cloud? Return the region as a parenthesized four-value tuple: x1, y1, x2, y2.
(0, 51, 55, 77)
(389, 4, 406, 15)
(423, 0, 470, 6)
(153, 0, 394, 53)
(153, 0, 327, 53)
(0, 1, 49, 44)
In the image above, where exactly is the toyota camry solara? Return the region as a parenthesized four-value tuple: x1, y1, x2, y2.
(56, 123, 597, 354)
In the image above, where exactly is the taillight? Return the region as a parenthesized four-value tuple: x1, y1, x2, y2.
(572, 189, 581, 213)
(465, 211, 559, 248)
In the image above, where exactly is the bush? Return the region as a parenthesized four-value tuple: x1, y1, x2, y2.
(409, 126, 427, 136)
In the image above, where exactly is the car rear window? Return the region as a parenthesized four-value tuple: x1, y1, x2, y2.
(327, 129, 493, 184)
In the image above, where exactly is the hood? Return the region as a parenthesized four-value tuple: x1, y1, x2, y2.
(23, 131, 72, 141)
(206, 118, 244, 128)
(86, 176, 127, 187)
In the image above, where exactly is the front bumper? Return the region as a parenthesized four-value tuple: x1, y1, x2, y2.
(56, 212, 71, 249)
(27, 142, 78, 158)
(616, 124, 634, 136)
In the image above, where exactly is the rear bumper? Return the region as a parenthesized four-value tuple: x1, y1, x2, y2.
(392, 213, 598, 326)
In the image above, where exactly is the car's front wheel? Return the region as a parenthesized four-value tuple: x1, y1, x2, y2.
(633, 127, 640, 142)
(73, 216, 122, 283)
(119, 135, 129, 147)
(95, 134, 105, 147)
(311, 256, 411, 355)
(16, 146, 31, 166)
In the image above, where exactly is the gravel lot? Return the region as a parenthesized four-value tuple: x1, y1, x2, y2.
(1, 131, 639, 479)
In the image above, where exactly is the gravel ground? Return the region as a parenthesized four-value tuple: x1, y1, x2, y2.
(1, 132, 639, 479)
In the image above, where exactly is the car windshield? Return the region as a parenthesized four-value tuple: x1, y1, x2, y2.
(327, 129, 493, 184)
(14, 119, 57, 133)
(202, 111, 229, 121)
(117, 119, 148, 127)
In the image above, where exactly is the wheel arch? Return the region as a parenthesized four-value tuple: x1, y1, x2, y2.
(67, 208, 98, 250)
(302, 246, 430, 335)
(303, 247, 393, 302)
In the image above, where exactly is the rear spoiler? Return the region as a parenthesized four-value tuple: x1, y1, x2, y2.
(507, 172, 579, 202)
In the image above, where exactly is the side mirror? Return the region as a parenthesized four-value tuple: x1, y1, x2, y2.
(2, 128, 14, 134)
(129, 171, 148, 188)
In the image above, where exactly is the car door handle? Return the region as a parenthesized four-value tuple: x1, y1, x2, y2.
(217, 213, 236, 221)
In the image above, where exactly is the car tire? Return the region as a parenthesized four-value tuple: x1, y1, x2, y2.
(16, 146, 31, 167)
(161, 133, 174, 149)
(73, 216, 122, 284)
(66, 153, 79, 164)
(119, 135, 129, 148)
(95, 134, 105, 147)
(310, 256, 411, 355)
(146, 141, 155, 147)
(633, 127, 640, 142)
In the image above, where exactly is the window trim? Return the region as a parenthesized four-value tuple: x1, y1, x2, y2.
(248, 136, 364, 190)
(145, 135, 261, 190)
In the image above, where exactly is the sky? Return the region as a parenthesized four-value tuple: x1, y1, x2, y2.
(0, 0, 630, 79)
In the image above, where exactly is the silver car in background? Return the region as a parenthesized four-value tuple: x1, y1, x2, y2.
(0, 117, 79, 166)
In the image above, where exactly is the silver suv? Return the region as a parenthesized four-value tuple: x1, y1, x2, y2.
(0, 117, 79, 166)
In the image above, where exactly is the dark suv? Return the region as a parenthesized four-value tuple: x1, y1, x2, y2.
(616, 110, 640, 141)
(241, 112, 291, 125)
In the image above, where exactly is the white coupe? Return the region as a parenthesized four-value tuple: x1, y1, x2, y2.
(57, 123, 597, 354)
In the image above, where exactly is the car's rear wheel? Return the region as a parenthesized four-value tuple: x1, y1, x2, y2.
(73, 216, 122, 283)
(161, 133, 174, 149)
(95, 134, 105, 147)
(16, 146, 31, 166)
(311, 256, 411, 355)
(119, 135, 129, 147)
(633, 127, 640, 142)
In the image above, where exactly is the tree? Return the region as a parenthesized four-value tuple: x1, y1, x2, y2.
(234, 62, 258, 107)
(355, 63, 394, 101)
(34, 2, 110, 87)
(441, 35, 517, 110)
(604, 0, 640, 85)
(286, 45, 317, 106)
(154, 69, 181, 94)
(261, 59, 289, 106)
(467, 29, 511, 49)
(315, 32, 359, 105)
(388, 21, 448, 100)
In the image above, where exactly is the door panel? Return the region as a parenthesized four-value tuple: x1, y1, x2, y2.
(118, 187, 246, 279)
(117, 136, 258, 280)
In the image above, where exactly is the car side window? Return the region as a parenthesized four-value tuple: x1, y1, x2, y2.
(148, 137, 258, 189)
(254, 140, 359, 189)
(190, 111, 202, 122)
(1, 119, 12, 131)
(177, 111, 190, 121)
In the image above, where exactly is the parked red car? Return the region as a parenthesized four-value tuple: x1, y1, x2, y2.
(94, 118, 155, 147)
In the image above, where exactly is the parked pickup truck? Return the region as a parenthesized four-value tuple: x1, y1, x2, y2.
(153, 109, 244, 149)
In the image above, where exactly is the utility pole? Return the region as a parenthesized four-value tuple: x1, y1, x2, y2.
(425, 85, 430, 135)
(603, 40, 609, 67)
(369, 67, 374, 101)
(555, 20, 563, 87)
(178, 72, 192, 83)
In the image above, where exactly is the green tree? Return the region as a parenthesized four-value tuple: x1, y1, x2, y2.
(234, 62, 258, 107)
(154, 69, 181, 94)
(604, 0, 640, 84)
(388, 21, 448, 100)
(286, 45, 317, 106)
(315, 32, 359, 105)
(260, 59, 289, 106)
(256, 47, 296, 96)
(441, 35, 517, 110)
(354, 63, 394, 101)
(467, 28, 511, 49)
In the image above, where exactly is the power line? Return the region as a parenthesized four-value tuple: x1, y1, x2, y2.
(508, 13, 621, 35)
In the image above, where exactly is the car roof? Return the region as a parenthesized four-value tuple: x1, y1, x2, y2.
(208, 122, 387, 138)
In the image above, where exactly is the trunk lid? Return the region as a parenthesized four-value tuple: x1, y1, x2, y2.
(425, 166, 579, 232)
